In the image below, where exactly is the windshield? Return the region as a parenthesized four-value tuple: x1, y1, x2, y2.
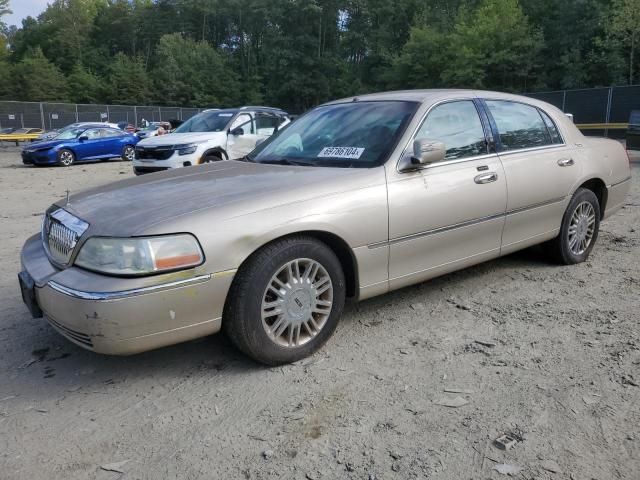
(250, 101, 418, 167)
(174, 111, 235, 133)
(55, 128, 86, 140)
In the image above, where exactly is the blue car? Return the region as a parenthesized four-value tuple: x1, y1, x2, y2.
(22, 126, 140, 167)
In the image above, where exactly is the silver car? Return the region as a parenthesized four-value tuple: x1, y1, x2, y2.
(19, 90, 632, 364)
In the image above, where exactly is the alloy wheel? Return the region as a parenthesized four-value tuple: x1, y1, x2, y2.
(59, 150, 74, 166)
(124, 146, 135, 161)
(261, 258, 333, 348)
(568, 201, 596, 255)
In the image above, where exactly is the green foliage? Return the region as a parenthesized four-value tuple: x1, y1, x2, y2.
(67, 63, 103, 103)
(152, 33, 239, 107)
(107, 53, 151, 105)
(0, 0, 636, 109)
(12, 48, 69, 101)
(609, 0, 640, 83)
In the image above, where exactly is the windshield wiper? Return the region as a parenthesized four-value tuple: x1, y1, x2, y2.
(257, 158, 314, 166)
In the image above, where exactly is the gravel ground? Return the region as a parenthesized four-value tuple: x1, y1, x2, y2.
(0, 146, 638, 480)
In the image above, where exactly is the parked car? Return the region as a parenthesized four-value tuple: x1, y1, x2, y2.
(132, 106, 290, 175)
(19, 90, 631, 364)
(22, 125, 140, 166)
(627, 110, 640, 150)
(38, 122, 119, 142)
(0, 127, 15, 134)
(136, 121, 172, 140)
(9, 127, 44, 135)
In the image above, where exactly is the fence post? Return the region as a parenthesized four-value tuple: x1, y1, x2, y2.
(75, 104, 79, 122)
(39, 102, 45, 130)
(134, 106, 138, 127)
(562, 91, 567, 112)
(106, 105, 110, 123)
(605, 87, 613, 138)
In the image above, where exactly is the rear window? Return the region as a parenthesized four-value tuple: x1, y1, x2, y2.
(539, 110, 563, 144)
(486, 100, 552, 151)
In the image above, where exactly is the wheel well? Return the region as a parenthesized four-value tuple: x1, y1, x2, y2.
(201, 148, 228, 162)
(578, 178, 607, 219)
(240, 231, 359, 299)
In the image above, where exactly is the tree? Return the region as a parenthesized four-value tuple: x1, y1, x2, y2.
(610, 0, 640, 84)
(151, 33, 239, 107)
(67, 63, 104, 103)
(386, 26, 449, 89)
(442, 0, 543, 91)
(107, 53, 151, 105)
(12, 48, 68, 101)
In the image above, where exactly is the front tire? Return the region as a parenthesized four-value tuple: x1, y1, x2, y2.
(224, 236, 346, 365)
(57, 149, 75, 167)
(202, 153, 223, 163)
(122, 145, 135, 162)
(544, 188, 600, 264)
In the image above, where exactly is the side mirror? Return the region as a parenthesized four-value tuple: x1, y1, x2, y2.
(411, 139, 446, 165)
(230, 127, 244, 136)
(78, 136, 89, 142)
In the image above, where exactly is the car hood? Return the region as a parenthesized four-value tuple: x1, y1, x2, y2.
(25, 139, 66, 150)
(56, 161, 368, 237)
(138, 132, 225, 146)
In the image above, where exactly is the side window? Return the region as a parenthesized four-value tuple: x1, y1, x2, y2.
(415, 100, 488, 161)
(105, 128, 124, 138)
(486, 100, 551, 151)
(230, 113, 254, 134)
(255, 114, 280, 136)
(83, 129, 102, 140)
(538, 109, 563, 144)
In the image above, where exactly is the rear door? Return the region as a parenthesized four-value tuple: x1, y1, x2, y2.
(100, 128, 127, 158)
(482, 99, 581, 254)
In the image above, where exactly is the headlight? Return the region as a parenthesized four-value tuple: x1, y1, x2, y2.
(75, 234, 204, 276)
(177, 144, 199, 155)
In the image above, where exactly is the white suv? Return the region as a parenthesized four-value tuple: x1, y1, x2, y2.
(133, 107, 290, 175)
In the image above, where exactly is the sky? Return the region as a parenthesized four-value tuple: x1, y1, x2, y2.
(4, 0, 50, 27)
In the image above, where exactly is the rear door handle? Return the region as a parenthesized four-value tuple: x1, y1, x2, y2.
(474, 172, 498, 184)
(557, 158, 574, 167)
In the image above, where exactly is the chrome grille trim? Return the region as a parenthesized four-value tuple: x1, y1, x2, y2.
(42, 208, 89, 266)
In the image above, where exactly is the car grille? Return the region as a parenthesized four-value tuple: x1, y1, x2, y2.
(135, 147, 175, 160)
(134, 166, 169, 175)
(42, 209, 90, 265)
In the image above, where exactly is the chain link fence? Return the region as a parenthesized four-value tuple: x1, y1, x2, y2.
(526, 85, 640, 139)
(0, 101, 205, 131)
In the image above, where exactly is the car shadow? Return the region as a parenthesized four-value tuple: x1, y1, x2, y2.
(5, 245, 557, 399)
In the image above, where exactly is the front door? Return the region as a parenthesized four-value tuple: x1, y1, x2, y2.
(386, 99, 507, 290)
(227, 113, 259, 159)
(483, 100, 582, 254)
(74, 128, 105, 159)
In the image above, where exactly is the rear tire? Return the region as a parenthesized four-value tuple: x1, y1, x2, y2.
(224, 236, 346, 365)
(543, 188, 600, 264)
(122, 145, 135, 162)
(57, 149, 75, 167)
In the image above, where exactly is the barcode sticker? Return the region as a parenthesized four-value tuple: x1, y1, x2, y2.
(318, 147, 365, 159)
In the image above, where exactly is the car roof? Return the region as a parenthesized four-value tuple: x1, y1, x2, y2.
(323, 89, 548, 106)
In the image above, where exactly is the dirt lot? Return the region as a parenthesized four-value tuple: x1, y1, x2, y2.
(0, 146, 638, 480)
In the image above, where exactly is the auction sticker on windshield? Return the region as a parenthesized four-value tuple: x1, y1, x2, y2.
(318, 147, 364, 159)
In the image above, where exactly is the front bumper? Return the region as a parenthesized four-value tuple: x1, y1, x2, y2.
(22, 150, 56, 165)
(19, 234, 235, 355)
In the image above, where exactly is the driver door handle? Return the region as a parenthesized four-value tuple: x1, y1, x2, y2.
(557, 157, 574, 167)
(474, 172, 498, 184)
